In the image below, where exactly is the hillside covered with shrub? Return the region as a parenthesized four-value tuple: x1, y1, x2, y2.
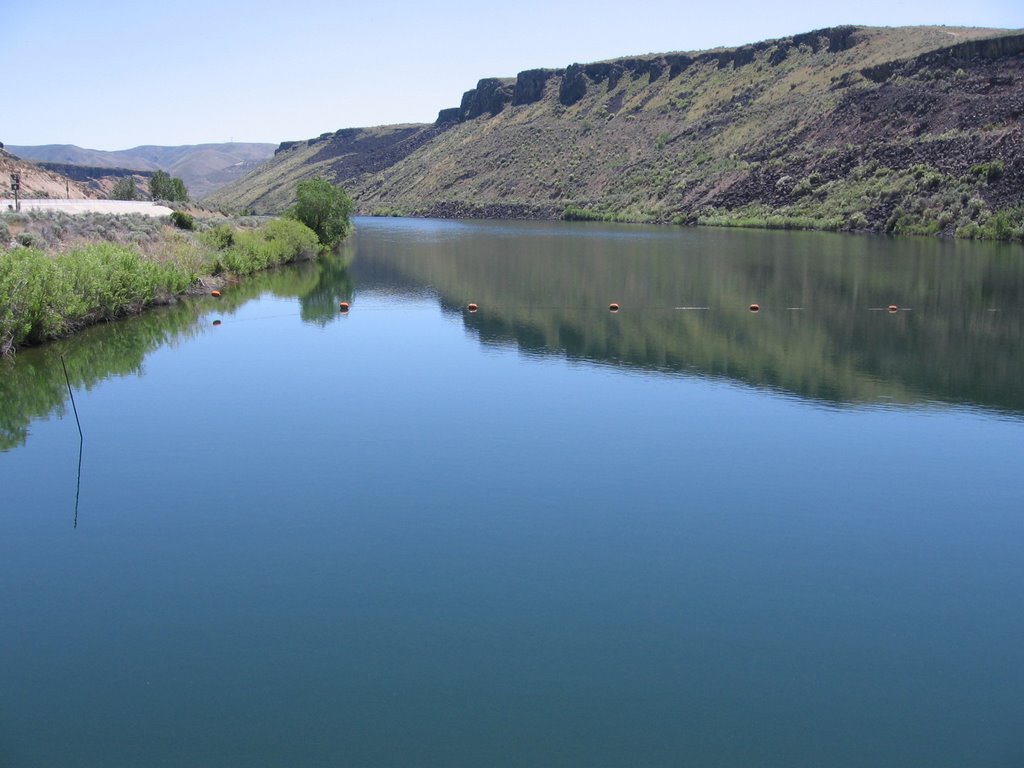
(206, 25, 1024, 239)
(8, 143, 277, 200)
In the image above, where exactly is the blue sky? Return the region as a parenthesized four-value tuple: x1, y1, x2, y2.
(4, 0, 1021, 150)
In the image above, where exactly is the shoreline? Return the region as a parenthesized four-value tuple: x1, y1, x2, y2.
(357, 204, 1024, 243)
(1, 212, 325, 358)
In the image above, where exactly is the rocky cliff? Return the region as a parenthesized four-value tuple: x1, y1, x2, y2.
(206, 25, 1024, 238)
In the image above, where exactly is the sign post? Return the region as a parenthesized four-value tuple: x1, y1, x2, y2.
(9, 173, 20, 212)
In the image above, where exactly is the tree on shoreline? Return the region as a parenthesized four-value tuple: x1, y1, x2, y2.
(287, 177, 353, 248)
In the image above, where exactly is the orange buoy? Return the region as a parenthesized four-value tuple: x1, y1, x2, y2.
(467, 303, 478, 313)
(888, 304, 899, 313)
(212, 319, 222, 327)
(609, 302, 620, 313)
(749, 303, 760, 313)
(339, 301, 349, 313)
(211, 290, 221, 298)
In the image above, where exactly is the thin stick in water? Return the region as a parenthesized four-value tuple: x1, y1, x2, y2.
(61, 354, 83, 441)
(61, 354, 84, 528)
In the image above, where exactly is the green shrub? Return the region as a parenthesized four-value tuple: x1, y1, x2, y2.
(563, 206, 609, 222)
(956, 222, 982, 239)
(958, 206, 1024, 241)
(286, 177, 352, 247)
(0, 212, 328, 353)
(0, 248, 64, 343)
(971, 161, 1004, 184)
(0, 243, 197, 349)
(847, 211, 869, 229)
(109, 176, 138, 200)
(170, 211, 195, 230)
(211, 219, 320, 276)
(200, 224, 235, 250)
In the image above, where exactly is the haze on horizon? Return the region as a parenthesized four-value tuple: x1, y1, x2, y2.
(5, 0, 1021, 151)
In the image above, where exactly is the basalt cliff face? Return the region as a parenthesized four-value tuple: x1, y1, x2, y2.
(206, 26, 1024, 237)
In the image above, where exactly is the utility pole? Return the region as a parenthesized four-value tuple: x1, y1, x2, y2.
(10, 173, 20, 212)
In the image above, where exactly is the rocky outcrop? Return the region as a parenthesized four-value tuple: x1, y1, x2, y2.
(414, 200, 561, 220)
(308, 125, 449, 174)
(547, 27, 866, 106)
(863, 32, 1024, 82)
(446, 26, 872, 117)
(793, 25, 859, 53)
(579, 62, 623, 87)
(459, 78, 516, 120)
(36, 163, 150, 182)
(513, 69, 560, 105)
(211, 25, 1024, 236)
(558, 64, 588, 106)
(436, 108, 461, 125)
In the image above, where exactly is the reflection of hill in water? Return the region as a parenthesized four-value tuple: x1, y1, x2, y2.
(349, 220, 1024, 414)
(4, 221, 1021, 451)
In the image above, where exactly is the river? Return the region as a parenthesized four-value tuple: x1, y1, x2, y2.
(2, 217, 1023, 766)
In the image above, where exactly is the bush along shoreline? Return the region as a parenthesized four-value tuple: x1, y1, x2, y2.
(0, 209, 330, 357)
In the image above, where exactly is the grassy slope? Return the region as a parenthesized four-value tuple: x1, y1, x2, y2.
(207, 26, 1024, 237)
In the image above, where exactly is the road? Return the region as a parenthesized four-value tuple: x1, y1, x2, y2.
(1, 199, 175, 217)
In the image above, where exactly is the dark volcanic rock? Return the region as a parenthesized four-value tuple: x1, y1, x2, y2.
(666, 54, 694, 78)
(514, 69, 560, 105)
(308, 125, 452, 183)
(36, 163, 150, 182)
(416, 200, 561, 220)
(863, 31, 1024, 82)
(559, 64, 588, 106)
(459, 78, 515, 120)
(792, 25, 858, 53)
(582, 62, 625, 88)
(436, 108, 461, 125)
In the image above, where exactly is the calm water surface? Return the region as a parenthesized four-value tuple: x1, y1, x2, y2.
(2, 218, 1023, 767)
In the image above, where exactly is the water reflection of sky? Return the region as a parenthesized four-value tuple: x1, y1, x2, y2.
(2, 221, 1023, 766)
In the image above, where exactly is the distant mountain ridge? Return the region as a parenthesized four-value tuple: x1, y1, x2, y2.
(7, 142, 276, 200)
(1, 148, 97, 200)
(205, 25, 1024, 238)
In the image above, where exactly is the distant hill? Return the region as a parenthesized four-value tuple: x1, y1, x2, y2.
(205, 25, 1024, 238)
(1, 149, 97, 202)
(7, 143, 276, 200)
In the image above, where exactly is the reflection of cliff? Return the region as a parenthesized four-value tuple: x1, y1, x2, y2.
(349, 222, 1024, 413)
(0, 256, 349, 451)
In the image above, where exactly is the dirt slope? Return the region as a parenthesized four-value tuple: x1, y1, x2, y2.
(1, 149, 96, 202)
